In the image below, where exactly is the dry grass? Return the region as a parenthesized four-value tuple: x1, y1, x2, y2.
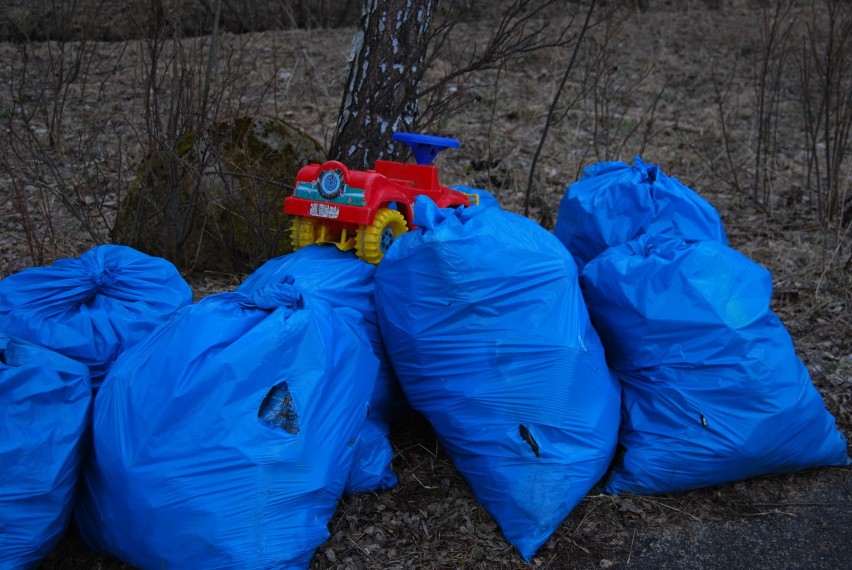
(2, 1, 850, 569)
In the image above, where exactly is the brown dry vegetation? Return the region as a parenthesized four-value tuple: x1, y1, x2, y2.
(1, 1, 851, 569)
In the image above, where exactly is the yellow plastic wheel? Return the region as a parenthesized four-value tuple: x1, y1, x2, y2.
(289, 217, 319, 251)
(355, 208, 408, 265)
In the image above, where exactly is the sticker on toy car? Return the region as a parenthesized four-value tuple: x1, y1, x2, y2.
(309, 203, 341, 219)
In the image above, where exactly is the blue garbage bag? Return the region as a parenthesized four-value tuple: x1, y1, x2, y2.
(239, 245, 402, 423)
(0, 334, 91, 569)
(343, 418, 396, 495)
(375, 196, 620, 562)
(0, 245, 192, 388)
(581, 235, 850, 495)
(75, 282, 379, 569)
(238, 246, 398, 494)
(553, 157, 727, 271)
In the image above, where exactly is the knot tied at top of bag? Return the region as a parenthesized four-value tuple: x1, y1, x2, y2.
(628, 233, 691, 260)
(239, 278, 302, 311)
(635, 157, 658, 184)
(412, 194, 483, 233)
(553, 157, 727, 271)
(89, 264, 118, 292)
(0, 244, 192, 389)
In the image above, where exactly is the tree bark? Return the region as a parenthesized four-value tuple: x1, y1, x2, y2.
(328, 0, 436, 169)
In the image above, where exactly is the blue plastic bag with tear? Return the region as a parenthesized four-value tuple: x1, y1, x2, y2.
(0, 334, 91, 569)
(553, 157, 727, 271)
(75, 281, 378, 569)
(0, 245, 192, 388)
(581, 235, 850, 494)
(375, 196, 620, 562)
(238, 245, 398, 494)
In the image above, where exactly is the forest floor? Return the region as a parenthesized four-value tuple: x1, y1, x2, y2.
(1, 1, 850, 568)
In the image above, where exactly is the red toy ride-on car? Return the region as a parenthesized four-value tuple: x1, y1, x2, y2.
(284, 132, 476, 264)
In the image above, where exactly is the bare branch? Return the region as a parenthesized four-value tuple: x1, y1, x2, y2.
(524, 0, 596, 217)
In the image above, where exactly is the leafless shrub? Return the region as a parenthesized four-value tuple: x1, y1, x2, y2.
(206, 0, 361, 32)
(121, 0, 318, 273)
(798, 0, 852, 230)
(3, 0, 307, 272)
(417, 0, 576, 131)
(751, 0, 796, 210)
(0, 0, 361, 41)
(714, 55, 751, 203)
(524, 0, 597, 217)
(29, 2, 104, 148)
(715, 0, 850, 232)
(129, 0, 224, 269)
(575, 4, 668, 164)
(3, 0, 125, 265)
(273, 0, 361, 30)
(713, 0, 797, 213)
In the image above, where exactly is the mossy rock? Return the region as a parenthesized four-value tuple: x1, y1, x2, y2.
(112, 116, 324, 273)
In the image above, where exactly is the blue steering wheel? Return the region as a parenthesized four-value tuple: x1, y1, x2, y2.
(393, 132, 460, 166)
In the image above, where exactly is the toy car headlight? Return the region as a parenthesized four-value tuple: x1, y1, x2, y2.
(318, 168, 344, 199)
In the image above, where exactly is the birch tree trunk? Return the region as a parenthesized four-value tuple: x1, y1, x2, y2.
(328, 0, 436, 169)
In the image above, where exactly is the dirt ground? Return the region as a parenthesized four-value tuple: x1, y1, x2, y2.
(1, 1, 850, 569)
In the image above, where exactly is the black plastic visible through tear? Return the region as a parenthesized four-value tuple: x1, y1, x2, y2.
(519, 424, 540, 457)
(259, 381, 300, 435)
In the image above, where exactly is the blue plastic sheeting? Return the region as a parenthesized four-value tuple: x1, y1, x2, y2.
(581, 235, 851, 495)
(375, 196, 620, 562)
(450, 185, 500, 209)
(553, 157, 727, 271)
(0, 245, 192, 388)
(75, 282, 379, 569)
(0, 334, 91, 570)
(238, 246, 398, 494)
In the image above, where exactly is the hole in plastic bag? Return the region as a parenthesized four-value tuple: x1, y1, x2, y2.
(258, 381, 300, 435)
(519, 424, 540, 457)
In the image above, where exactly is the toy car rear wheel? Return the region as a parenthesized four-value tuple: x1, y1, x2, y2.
(290, 217, 319, 251)
(356, 208, 408, 264)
